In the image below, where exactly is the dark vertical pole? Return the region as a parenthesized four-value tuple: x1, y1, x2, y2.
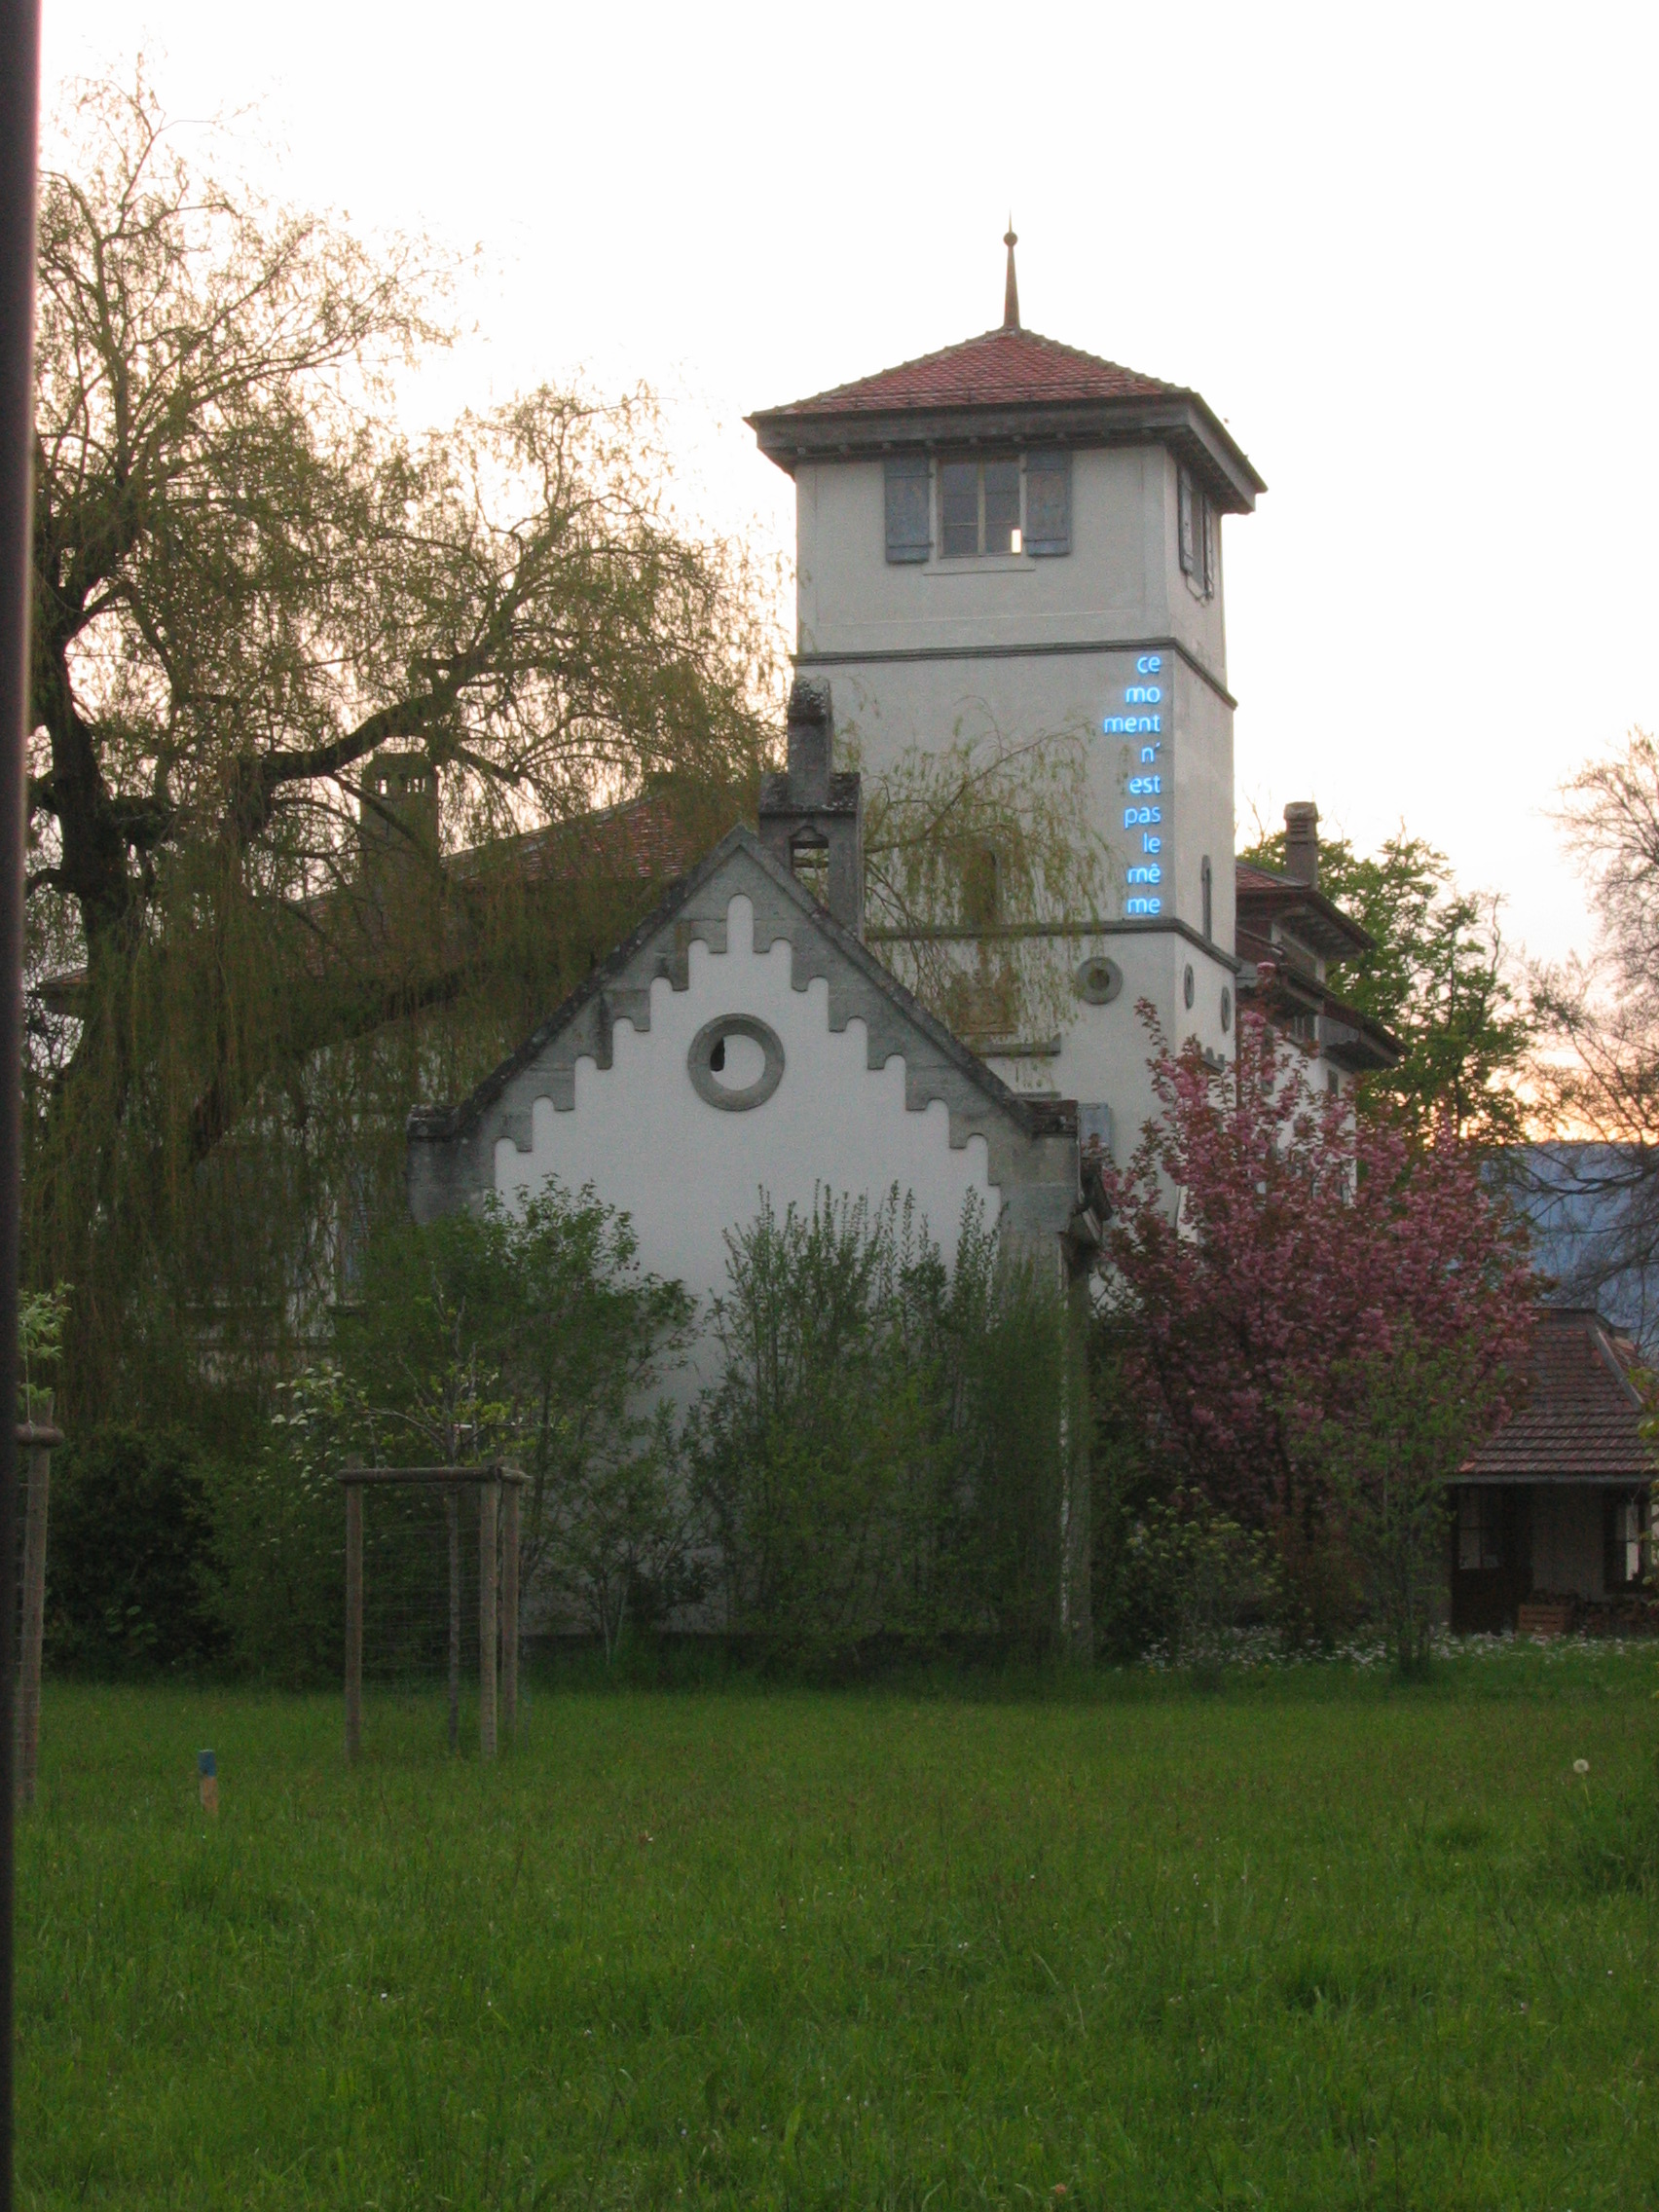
(0, 4, 40, 2204)
(500, 1477, 519, 1744)
(445, 1487, 460, 1754)
(15, 1408, 54, 1806)
(343, 1484, 362, 1762)
(478, 1478, 498, 1762)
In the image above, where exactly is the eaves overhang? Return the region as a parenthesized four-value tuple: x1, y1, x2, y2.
(746, 391, 1264, 515)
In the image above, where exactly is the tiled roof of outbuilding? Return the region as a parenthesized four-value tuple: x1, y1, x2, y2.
(1461, 1308, 1653, 1483)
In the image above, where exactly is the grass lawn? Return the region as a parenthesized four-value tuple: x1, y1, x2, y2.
(17, 1647, 1659, 2209)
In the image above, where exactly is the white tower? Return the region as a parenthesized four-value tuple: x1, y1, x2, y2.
(749, 232, 1264, 1161)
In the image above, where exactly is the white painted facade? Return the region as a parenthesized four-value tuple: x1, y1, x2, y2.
(776, 414, 1251, 1165)
(492, 890, 993, 1340)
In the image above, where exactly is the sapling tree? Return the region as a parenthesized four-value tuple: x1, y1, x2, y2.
(1304, 1328, 1502, 1674)
(1103, 1010, 1536, 1611)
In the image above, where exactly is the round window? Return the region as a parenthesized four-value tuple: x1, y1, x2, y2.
(687, 1015, 785, 1112)
(1220, 986, 1233, 1033)
(1074, 955, 1124, 1007)
(1183, 963, 1195, 1010)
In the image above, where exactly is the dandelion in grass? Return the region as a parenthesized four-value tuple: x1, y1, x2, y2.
(1573, 1758, 1590, 1776)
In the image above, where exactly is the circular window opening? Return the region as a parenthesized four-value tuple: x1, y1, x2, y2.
(1220, 986, 1234, 1033)
(687, 1014, 785, 1112)
(1183, 963, 1196, 1010)
(1074, 955, 1124, 1007)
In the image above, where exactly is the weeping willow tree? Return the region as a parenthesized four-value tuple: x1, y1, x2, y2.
(25, 76, 779, 1422)
(862, 716, 1110, 1049)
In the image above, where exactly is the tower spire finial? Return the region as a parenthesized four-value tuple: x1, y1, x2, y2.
(1002, 218, 1019, 331)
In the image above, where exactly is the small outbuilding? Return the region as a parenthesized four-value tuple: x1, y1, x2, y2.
(1452, 1306, 1652, 1633)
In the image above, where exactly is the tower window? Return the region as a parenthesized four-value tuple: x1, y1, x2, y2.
(1178, 466, 1217, 600)
(911, 453, 1073, 562)
(1201, 855, 1213, 942)
(940, 459, 1021, 558)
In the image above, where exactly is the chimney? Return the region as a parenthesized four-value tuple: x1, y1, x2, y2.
(758, 678, 864, 938)
(1283, 801, 1319, 889)
(359, 751, 439, 876)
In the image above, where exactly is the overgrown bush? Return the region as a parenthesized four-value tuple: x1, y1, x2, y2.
(47, 1426, 224, 1675)
(206, 1374, 346, 1686)
(689, 1189, 1068, 1667)
(211, 1184, 692, 1679)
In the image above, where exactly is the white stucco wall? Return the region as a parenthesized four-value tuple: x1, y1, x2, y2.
(794, 447, 1227, 677)
(492, 892, 996, 1327)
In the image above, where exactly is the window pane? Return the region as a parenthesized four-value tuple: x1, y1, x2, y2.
(983, 460, 1019, 554)
(1178, 468, 1197, 575)
(940, 461, 978, 559)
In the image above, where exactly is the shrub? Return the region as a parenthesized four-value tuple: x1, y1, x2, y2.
(689, 1189, 1069, 1667)
(211, 1184, 694, 1681)
(46, 1426, 224, 1675)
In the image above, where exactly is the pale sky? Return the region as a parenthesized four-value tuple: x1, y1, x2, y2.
(40, 0, 1659, 970)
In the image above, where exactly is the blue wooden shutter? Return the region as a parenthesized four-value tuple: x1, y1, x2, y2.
(884, 455, 931, 563)
(1024, 450, 1071, 556)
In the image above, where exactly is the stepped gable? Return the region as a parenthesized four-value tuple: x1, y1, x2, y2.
(1461, 1307, 1651, 1482)
(406, 824, 1080, 1243)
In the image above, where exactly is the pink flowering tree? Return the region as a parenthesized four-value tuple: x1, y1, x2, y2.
(1103, 1009, 1536, 1643)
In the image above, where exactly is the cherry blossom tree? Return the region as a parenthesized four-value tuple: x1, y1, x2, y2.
(1102, 1010, 1537, 1559)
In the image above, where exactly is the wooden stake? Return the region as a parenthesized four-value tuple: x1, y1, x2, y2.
(479, 1478, 498, 1762)
(500, 1478, 520, 1744)
(344, 1476, 363, 1762)
(446, 1487, 461, 1755)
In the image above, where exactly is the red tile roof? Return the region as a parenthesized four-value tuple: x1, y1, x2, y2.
(757, 325, 1184, 418)
(749, 322, 1266, 510)
(1461, 1309, 1653, 1483)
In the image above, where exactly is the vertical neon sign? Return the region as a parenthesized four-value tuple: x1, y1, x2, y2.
(1109, 654, 1165, 915)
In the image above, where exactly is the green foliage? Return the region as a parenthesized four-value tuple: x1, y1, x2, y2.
(18, 1280, 69, 1422)
(482, 1188, 697, 1650)
(1103, 1487, 1278, 1670)
(1307, 1329, 1502, 1675)
(1239, 822, 1532, 1138)
(214, 1188, 693, 1678)
(25, 77, 776, 1423)
(861, 722, 1107, 1044)
(206, 1369, 350, 1686)
(17, 1656, 1659, 2207)
(46, 1427, 224, 1675)
(691, 1190, 1068, 1666)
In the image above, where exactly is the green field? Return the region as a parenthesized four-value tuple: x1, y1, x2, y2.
(17, 1649, 1659, 2209)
